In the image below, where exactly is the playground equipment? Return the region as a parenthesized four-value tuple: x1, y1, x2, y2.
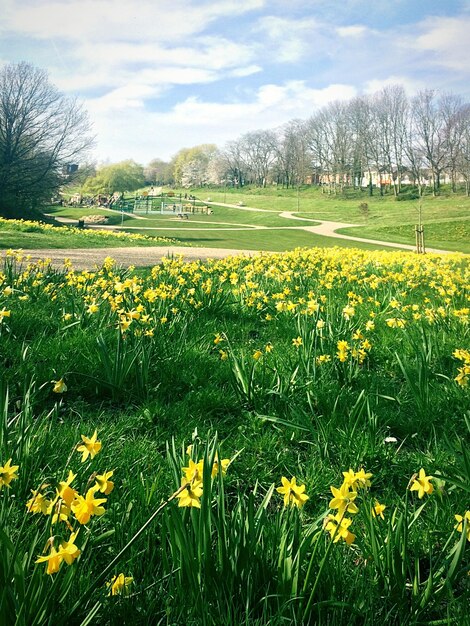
(113, 193, 213, 216)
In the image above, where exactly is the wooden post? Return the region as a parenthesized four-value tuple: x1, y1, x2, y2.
(415, 225, 425, 254)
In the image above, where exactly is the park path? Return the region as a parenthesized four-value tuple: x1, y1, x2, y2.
(57, 203, 452, 253)
(27, 203, 454, 269)
(15, 246, 258, 270)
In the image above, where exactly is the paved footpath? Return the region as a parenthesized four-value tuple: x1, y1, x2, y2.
(16, 246, 259, 270)
(15, 205, 454, 270)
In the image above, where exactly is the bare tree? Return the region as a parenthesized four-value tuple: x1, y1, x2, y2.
(0, 62, 93, 217)
(411, 90, 448, 196)
(275, 120, 311, 189)
(239, 130, 278, 187)
(456, 105, 470, 196)
(374, 85, 408, 196)
(307, 102, 352, 194)
(221, 139, 247, 187)
(440, 93, 466, 192)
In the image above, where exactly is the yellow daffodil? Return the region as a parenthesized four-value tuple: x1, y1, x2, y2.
(409, 468, 434, 499)
(50, 500, 71, 525)
(329, 483, 359, 515)
(336, 340, 349, 362)
(253, 349, 263, 360)
(211, 457, 230, 478)
(176, 480, 203, 508)
(342, 304, 355, 320)
(0, 458, 19, 489)
(95, 470, 114, 495)
(26, 488, 52, 514)
(324, 514, 356, 545)
(372, 502, 386, 520)
(182, 458, 204, 484)
(454, 511, 470, 542)
(36, 544, 63, 575)
(52, 378, 67, 394)
(0, 308, 11, 320)
(276, 476, 309, 508)
(60, 531, 81, 565)
(71, 485, 107, 524)
(77, 430, 102, 462)
(292, 336, 303, 347)
(342, 468, 372, 490)
(57, 470, 77, 506)
(107, 573, 134, 596)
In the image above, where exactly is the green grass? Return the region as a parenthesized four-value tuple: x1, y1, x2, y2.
(338, 219, 470, 253)
(125, 226, 400, 251)
(30, 187, 470, 254)
(1, 248, 469, 624)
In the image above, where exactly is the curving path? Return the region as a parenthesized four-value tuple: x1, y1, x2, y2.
(25, 203, 454, 269)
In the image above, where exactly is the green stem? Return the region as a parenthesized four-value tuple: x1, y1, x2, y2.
(70, 481, 189, 617)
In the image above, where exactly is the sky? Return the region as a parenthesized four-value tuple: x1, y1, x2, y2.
(1, 0, 470, 165)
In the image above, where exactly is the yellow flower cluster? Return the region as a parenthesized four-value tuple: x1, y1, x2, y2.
(276, 477, 309, 508)
(453, 349, 470, 387)
(176, 453, 230, 509)
(27, 431, 114, 574)
(325, 468, 373, 545)
(0, 217, 175, 244)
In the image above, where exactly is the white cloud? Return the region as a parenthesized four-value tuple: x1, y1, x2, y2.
(255, 16, 324, 62)
(87, 80, 357, 162)
(73, 37, 256, 72)
(413, 16, 470, 71)
(336, 25, 370, 38)
(0, 0, 265, 42)
(230, 65, 262, 77)
(363, 75, 424, 96)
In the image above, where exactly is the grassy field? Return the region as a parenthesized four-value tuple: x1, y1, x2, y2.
(1, 247, 469, 625)
(338, 220, 470, 253)
(125, 226, 393, 252)
(4, 185, 468, 253)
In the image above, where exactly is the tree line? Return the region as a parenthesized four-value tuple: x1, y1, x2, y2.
(3, 60, 470, 220)
(163, 86, 470, 197)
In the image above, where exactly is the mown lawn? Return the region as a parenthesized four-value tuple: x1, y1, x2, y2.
(338, 219, 470, 254)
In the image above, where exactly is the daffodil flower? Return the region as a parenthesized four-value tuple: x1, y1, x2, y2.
(71, 485, 107, 524)
(107, 573, 134, 596)
(60, 531, 81, 565)
(0, 458, 19, 489)
(36, 545, 63, 575)
(409, 468, 434, 499)
(454, 511, 470, 542)
(276, 476, 309, 508)
(57, 470, 78, 506)
(324, 513, 356, 545)
(329, 483, 359, 515)
(52, 378, 67, 394)
(95, 470, 114, 495)
(372, 502, 386, 520)
(77, 430, 102, 462)
(176, 479, 203, 508)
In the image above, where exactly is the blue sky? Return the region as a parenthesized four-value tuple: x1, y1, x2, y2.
(1, 0, 469, 164)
